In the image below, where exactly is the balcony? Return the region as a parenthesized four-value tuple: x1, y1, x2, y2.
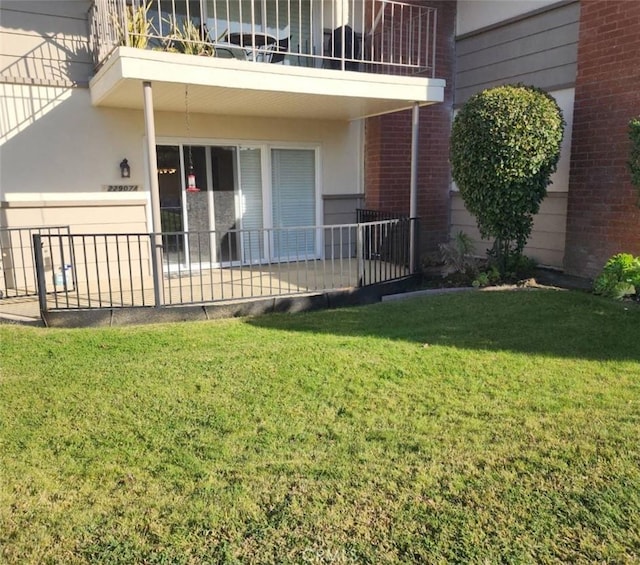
(88, 0, 444, 121)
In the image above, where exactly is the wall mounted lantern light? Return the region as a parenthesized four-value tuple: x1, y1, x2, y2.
(120, 158, 131, 178)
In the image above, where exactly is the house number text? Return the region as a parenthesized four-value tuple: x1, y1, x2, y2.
(102, 184, 139, 192)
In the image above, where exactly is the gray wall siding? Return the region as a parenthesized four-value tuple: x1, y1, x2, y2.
(322, 194, 363, 259)
(451, 1, 579, 268)
(323, 194, 363, 226)
(455, 1, 580, 105)
(0, 1, 92, 87)
(450, 192, 568, 268)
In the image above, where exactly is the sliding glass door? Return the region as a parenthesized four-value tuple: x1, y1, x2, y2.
(210, 146, 240, 263)
(157, 142, 317, 268)
(157, 144, 211, 268)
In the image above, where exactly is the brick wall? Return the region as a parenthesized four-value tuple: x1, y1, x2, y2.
(364, 0, 456, 256)
(564, 0, 640, 277)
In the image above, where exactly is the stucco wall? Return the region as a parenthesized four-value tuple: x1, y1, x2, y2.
(1, 0, 364, 237)
(1, 86, 363, 205)
(0, 1, 92, 86)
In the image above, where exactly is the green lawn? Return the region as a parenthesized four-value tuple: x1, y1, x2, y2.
(1, 290, 639, 563)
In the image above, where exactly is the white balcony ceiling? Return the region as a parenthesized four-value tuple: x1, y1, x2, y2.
(90, 47, 446, 121)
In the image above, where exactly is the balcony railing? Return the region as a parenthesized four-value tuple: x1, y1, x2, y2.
(88, 0, 437, 77)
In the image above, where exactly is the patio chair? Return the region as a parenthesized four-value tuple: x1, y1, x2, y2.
(202, 23, 247, 60)
(259, 36, 290, 64)
(212, 43, 247, 60)
(327, 25, 361, 71)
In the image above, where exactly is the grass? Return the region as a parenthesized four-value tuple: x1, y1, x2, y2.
(1, 289, 639, 563)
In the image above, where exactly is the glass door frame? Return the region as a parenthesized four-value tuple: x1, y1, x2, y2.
(155, 136, 323, 267)
(156, 142, 216, 272)
(268, 143, 322, 262)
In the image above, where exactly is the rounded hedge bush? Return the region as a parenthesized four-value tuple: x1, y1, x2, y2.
(451, 84, 564, 267)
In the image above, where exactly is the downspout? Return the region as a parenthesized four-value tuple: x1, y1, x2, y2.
(142, 81, 164, 307)
(409, 101, 420, 273)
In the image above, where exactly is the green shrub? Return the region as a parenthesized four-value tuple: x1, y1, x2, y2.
(451, 84, 564, 275)
(472, 265, 502, 288)
(501, 253, 537, 282)
(472, 257, 534, 288)
(593, 253, 640, 300)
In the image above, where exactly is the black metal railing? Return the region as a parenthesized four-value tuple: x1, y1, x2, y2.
(32, 219, 416, 311)
(0, 226, 71, 299)
(356, 209, 412, 268)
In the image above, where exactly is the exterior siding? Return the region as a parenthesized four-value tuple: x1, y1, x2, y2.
(456, 0, 561, 36)
(451, 3, 579, 269)
(0, 200, 150, 294)
(450, 192, 568, 267)
(455, 0, 580, 105)
(322, 194, 363, 259)
(0, 200, 148, 234)
(0, 84, 364, 207)
(0, 1, 92, 86)
(323, 194, 364, 226)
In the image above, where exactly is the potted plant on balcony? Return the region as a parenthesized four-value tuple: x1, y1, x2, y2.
(113, 1, 154, 50)
(165, 17, 213, 56)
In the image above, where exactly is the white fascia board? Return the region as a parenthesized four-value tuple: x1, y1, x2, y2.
(91, 47, 445, 106)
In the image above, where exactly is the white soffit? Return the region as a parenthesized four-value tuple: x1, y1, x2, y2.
(90, 47, 446, 121)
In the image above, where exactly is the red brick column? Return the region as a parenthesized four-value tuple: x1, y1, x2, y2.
(364, 0, 455, 257)
(564, 0, 640, 277)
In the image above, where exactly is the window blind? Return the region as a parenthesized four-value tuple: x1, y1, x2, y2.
(238, 147, 264, 263)
(271, 148, 316, 260)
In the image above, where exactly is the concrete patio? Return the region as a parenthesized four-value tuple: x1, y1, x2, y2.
(0, 258, 410, 327)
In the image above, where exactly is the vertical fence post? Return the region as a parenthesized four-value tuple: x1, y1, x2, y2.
(409, 101, 420, 274)
(356, 222, 364, 286)
(411, 217, 420, 276)
(32, 234, 48, 317)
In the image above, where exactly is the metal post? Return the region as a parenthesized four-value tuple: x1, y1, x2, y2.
(356, 222, 364, 286)
(143, 80, 164, 307)
(32, 234, 48, 319)
(409, 101, 420, 273)
(341, 23, 346, 70)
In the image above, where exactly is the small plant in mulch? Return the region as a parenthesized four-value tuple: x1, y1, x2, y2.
(422, 231, 538, 289)
(439, 232, 479, 286)
(474, 252, 538, 288)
